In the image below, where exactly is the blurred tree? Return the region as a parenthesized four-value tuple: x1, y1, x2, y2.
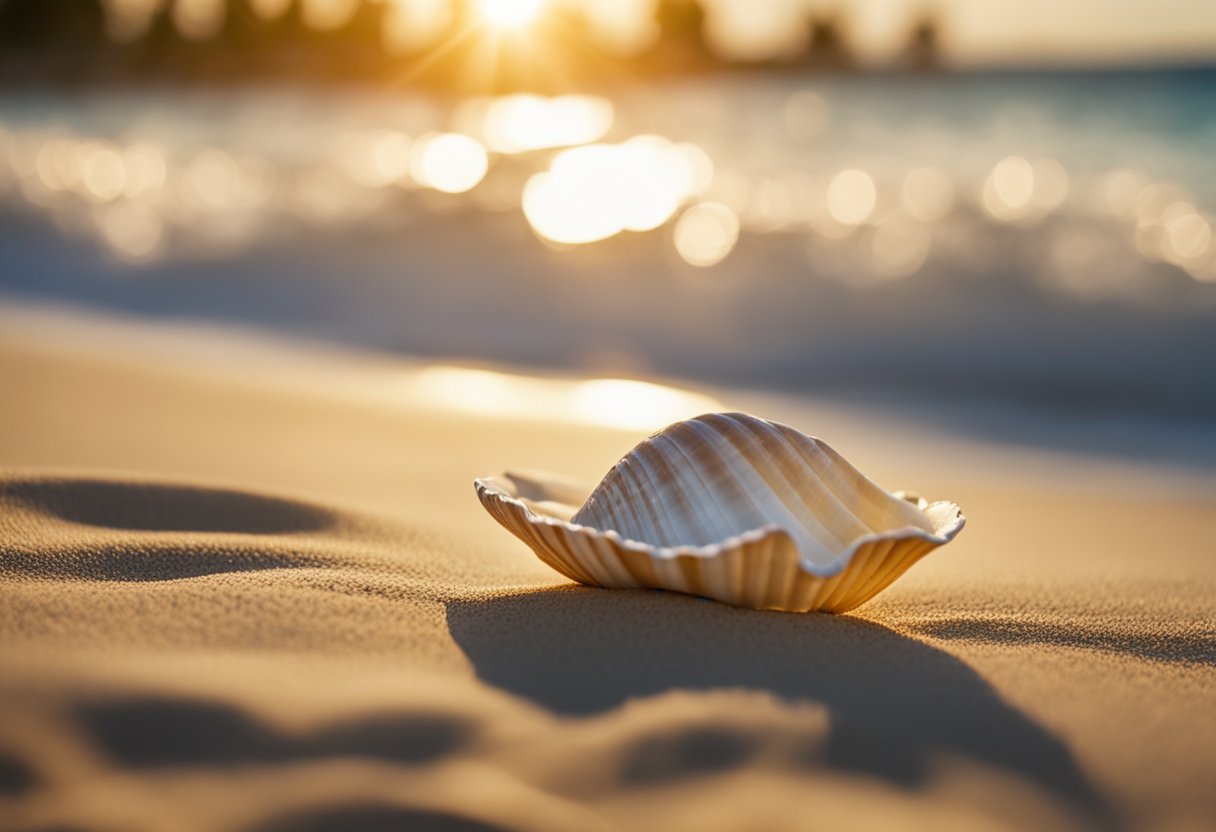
(143, 0, 186, 53)
(325, 0, 386, 80)
(900, 14, 943, 72)
(802, 14, 856, 71)
(335, 0, 385, 46)
(267, 0, 313, 44)
(219, 0, 272, 49)
(0, 0, 106, 49)
(648, 0, 713, 74)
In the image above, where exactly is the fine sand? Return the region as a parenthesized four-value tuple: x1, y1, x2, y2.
(1, 303, 1214, 832)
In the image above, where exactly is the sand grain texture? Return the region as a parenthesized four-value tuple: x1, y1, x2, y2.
(1, 311, 1215, 832)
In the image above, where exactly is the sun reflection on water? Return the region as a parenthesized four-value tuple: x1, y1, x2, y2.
(982, 155, 1036, 222)
(477, 94, 614, 154)
(2, 86, 1216, 291)
(674, 201, 739, 267)
(827, 168, 877, 226)
(340, 129, 413, 187)
(522, 135, 711, 245)
(410, 133, 488, 194)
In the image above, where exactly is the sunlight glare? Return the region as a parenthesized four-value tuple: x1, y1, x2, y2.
(572, 379, 721, 431)
(411, 366, 720, 432)
(479, 0, 544, 29)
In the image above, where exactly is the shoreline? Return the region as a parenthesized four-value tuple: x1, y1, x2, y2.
(4, 295, 1215, 490)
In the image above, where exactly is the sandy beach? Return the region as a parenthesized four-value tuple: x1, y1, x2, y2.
(3, 0, 1216, 827)
(0, 302, 1212, 832)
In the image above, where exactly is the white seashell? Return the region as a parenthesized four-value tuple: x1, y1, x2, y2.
(475, 412, 965, 613)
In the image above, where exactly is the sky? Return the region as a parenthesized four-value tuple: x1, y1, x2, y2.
(100, 0, 1216, 67)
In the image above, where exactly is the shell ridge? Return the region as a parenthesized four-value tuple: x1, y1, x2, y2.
(777, 424, 899, 553)
(809, 439, 938, 535)
(743, 534, 774, 608)
(767, 535, 801, 611)
(846, 538, 932, 609)
(823, 537, 891, 611)
(621, 440, 670, 545)
(830, 537, 891, 608)
(571, 526, 611, 586)
(788, 560, 822, 611)
(804, 565, 839, 611)
(557, 524, 614, 588)
(682, 417, 776, 547)
(533, 518, 590, 585)
(590, 530, 635, 588)
(724, 414, 858, 564)
(642, 434, 700, 547)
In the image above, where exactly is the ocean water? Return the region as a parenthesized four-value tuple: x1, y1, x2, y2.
(2, 69, 1215, 438)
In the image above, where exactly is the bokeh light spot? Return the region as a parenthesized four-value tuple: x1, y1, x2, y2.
(410, 133, 488, 194)
(674, 202, 740, 267)
(80, 143, 127, 203)
(901, 166, 954, 222)
(983, 155, 1034, 221)
(827, 169, 877, 226)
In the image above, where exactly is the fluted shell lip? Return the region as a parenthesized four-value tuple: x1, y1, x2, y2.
(475, 413, 966, 613)
(475, 475, 962, 579)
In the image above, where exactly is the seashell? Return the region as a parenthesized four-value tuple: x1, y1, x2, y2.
(475, 412, 965, 613)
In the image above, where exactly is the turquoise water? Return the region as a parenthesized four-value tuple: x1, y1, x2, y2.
(2, 70, 1215, 427)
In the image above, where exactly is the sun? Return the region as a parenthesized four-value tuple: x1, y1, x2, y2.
(478, 0, 545, 29)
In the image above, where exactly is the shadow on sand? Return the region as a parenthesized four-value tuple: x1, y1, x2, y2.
(75, 697, 472, 769)
(252, 806, 513, 832)
(906, 616, 1216, 668)
(446, 586, 1111, 821)
(1, 477, 336, 535)
(68, 698, 489, 832)
(0, 476, 341, 581)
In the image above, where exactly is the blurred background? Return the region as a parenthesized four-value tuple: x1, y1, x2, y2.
(2, 0, 1215, 461)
